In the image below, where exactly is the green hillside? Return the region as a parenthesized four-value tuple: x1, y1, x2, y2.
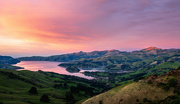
(0, 55, 22, 70)
(59, 48, 180, 72)
(82, 68, 180, 104)
(17, 50, 126, 62)
(0, 48, 180, 104)
(0, 69, 108, 104)
(0, 56, 20, 64)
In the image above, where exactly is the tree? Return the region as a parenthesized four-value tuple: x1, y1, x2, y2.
(65, 92, 75, 104)
(177, 67, 180, 70)
(64, 83, 68, 88)
(70, 86, 79, 93)
(28, 87, 38, 94)
(147, 80, 153, 84)
(40, 94, 50, 103)
(99, 100, 103, 104)
(168, 78, 177, 87)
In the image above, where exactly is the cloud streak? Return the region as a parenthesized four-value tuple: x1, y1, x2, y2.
(0, 0, 180, 56)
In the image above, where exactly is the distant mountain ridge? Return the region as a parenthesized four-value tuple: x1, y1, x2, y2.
(0, 55, 22, 69)
(17, 47, 179, 62)
(0, 55, 20, 64)
(141, 47, 162, 51)
(58, 47, 180, 73)
(17, 49, 127, 62)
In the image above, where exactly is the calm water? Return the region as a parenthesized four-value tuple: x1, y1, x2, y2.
(15, 61, 104, 79)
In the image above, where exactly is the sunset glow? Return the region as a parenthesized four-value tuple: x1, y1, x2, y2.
(0, 0, 180, 57)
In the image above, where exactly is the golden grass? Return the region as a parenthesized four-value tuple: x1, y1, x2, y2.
(82, 82, 174, 104)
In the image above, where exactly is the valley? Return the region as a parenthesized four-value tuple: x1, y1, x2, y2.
(1, 0, 180, 104)
(17, 47, 180, 85)
(0, 47, 179, 104)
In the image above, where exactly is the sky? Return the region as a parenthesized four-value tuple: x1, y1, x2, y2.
(0, 0, 180, 57)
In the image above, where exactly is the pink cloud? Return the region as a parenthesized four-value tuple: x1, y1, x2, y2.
(0, 0, 180, 56)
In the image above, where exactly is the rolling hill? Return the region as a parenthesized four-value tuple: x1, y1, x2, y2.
(0, 69, 109, 104)
(17, 47, 180, 63)
(82, 68, 180, 104)
(17, 50, 127, 62)
(59, 47, 180, 71)
(17, 47, 180, 72)
(0, 55, 22, 69)
(0, 47, 180, 104)
(0, 55, 20, 64)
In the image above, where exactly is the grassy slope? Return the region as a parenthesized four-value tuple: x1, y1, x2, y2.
(82, 82, 174, 104)
(83, 68, 180, 104)
(0, 69, 66, 104)
(0, 69, 105, 104)
(146, 62, 180, 75)
(0, 63, 23, 70)
(59, 49, 180, 70)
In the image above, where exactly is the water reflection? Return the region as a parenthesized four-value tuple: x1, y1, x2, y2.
(15, 61, 104, 79)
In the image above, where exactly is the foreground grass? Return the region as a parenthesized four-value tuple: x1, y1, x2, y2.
(82, 82, 175, 104)
(0, 69, 107, 104)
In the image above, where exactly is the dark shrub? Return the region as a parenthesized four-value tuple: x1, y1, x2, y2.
(54, 84, 62, 89)
(157, 82, 166, 87)
(40, 94, 50, 103)
(120, 99, 123, 101)
(136, 99, 139, 102)
(28, 87, 38, 94)
(99, 100, 103, 104)
(165, 95, 178, 100)
(143, 98, 151, 102)
(65, 92, 75, 104)
(162, 85, 170, 91)
(147, 80, 153, 84)
(171, 99, 180, 104)
(174, 87, 180, 95)
(168, 78, 177, 87)
(177, 67, 180, 70)
(64, 83, 68, 88)
(143, 98, 148, 102)
(70, 86, 79, 93)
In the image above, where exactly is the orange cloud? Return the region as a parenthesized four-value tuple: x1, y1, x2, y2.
(0, 3, 94, 48)
(0, 0, 179, 57)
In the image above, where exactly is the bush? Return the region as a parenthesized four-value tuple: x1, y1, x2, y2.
(165, 95, 178, 100)
(70, 86, 79, 93)
(168, 78, 177, 87)
(99, 100, 103, 104)
(40, 94, 50, 103)
(177, 67, 180, 70)
(28, 87, 38, 94)
(162, 85, 170, 91)
(65, 92, 75, 104)
(54, 84, 62, 89)
(143, 98, 148, 102)
(147, 80, 153, 84)
(157, 82, 166, 87)
(174, 87, 180, 95)
(143, 98, 151, 103)
(136, 99, 139, 102)
(64, 83, 68, 88)
(171, 98, 180, 104)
